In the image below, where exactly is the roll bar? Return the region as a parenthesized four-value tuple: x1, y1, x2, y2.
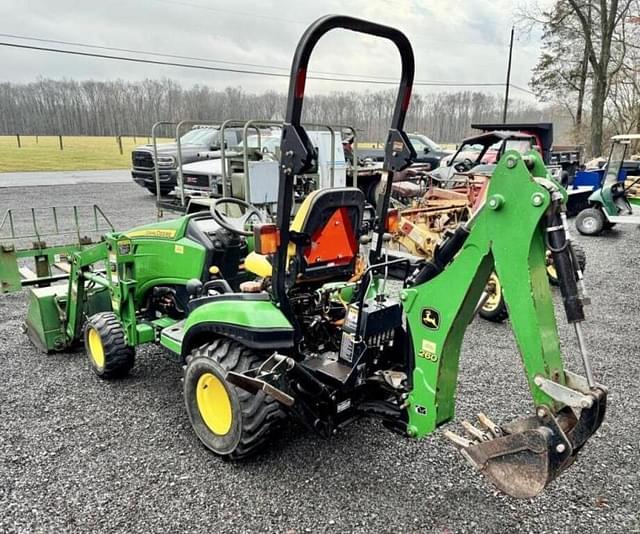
(274, 15, 417, 338)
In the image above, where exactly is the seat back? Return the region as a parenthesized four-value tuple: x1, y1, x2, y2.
(289, 187, 365, 281)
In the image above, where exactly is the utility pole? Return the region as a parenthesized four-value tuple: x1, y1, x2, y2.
(502, 26, 515, 123)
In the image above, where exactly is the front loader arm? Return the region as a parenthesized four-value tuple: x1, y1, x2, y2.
(401, 150, 606, 498)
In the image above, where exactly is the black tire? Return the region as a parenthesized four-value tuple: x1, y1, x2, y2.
(183, 338, 287, 459)
(145, 185, 172, 196)
(571, 242, 587, 274)
(546, 242, 587, 286)
(576, 207, 605, 236)
(84, 312, 135, 379)
(479, 272, 509, 322)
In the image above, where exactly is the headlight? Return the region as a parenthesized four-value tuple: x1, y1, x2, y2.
(156, 155, 176, 168)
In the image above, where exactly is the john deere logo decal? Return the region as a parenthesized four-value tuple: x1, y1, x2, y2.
(421, 308, 440, 330)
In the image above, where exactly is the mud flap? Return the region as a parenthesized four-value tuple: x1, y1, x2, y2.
(445, 387, 607, 499)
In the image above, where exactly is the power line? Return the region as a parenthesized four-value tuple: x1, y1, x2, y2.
(0, 32, 511, 82)
(0, 41, 514, 89)
(0, 32, 398, 80)
(511, 84, 536, 96)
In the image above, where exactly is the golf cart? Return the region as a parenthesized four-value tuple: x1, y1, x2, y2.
(575, 134, 640, 235)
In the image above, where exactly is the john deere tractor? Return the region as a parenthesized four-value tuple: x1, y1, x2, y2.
(8, 16, 606, 499)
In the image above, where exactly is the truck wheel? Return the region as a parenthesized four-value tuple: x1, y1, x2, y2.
(183, 339, 287, 459)
(145, 185, 172, 196)
(546, 243, 587, 285)
(576, 208, 605, 236)
(84, 312, 135, 379)
(479, 272, 508, 323)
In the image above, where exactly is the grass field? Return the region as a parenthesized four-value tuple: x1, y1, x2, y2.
(0, 135, 157, 173)
(0, 135, 456, 173)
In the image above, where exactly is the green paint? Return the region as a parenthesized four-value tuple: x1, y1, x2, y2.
(0, 246, 21, 293)
(183, 299, 292, 334)
(404, 150, 566, 437)
(136, 323, 156, 344)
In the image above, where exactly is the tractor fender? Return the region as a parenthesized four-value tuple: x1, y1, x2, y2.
(181, 294, 294, 358)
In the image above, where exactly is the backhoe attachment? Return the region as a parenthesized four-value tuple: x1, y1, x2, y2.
(403, 150, 607, 498)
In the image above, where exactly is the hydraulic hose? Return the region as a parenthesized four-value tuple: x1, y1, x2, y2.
(544, 194, 585, 324)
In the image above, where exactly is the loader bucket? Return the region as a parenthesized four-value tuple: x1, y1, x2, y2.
(447, 387, 607, 499)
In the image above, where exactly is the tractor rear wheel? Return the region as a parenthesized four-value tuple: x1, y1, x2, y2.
(576, 207, 605, 235)
(479, 272, 508, 323)
(546, 242, 587, 285)
(84, 312, 135, 379)
(183, 339, 287, 459)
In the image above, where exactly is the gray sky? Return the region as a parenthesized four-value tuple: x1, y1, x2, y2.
(0, 0, 544, 100)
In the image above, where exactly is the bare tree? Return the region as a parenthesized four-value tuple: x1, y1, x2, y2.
(566, 0, 635, 154)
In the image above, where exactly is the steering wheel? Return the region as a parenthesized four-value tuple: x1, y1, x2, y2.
(210, 197, 266, 237)
(453, 158, 474, 173)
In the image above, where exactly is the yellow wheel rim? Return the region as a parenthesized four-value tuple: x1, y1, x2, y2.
(196, 372, 233, 435)
(483, 273, 502, 312)
(87, 328, 105, 368)
(545, 251, 557, 281)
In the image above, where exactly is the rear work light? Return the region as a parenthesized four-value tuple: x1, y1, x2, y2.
(253, 224, 280, 255)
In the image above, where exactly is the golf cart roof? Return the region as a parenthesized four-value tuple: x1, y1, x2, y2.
(612, 134, 640, 141)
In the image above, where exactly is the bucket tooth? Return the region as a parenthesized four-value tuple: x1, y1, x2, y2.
(443, 430, 474, 449)
(477, 412, 504, 437)
(461, 420, 491, 442)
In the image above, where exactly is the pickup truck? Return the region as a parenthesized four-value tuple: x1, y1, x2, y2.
(130, 126, 244, 195)
(356, 133, 451, 171)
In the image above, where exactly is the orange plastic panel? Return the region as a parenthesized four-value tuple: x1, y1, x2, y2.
(303, 208, 357, 266)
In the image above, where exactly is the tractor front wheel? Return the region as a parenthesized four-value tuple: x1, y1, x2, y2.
(183, 339, 287, 459)
(576, 207, 605, 236)
(84, 312, 135, 379)
(479, 272, 508, 323)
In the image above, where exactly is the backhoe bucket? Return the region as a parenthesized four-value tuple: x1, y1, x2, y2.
(445, 386, 607, 499)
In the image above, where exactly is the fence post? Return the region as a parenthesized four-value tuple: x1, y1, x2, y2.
(117, 135, 123, 155)
(35, 135, 39, 144)
(58, 135, 63, 151)
(16, 134, 21, 148)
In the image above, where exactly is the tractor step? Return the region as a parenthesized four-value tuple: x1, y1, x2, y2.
(305, 356, 352, 384)
(159, 320, 185, 354)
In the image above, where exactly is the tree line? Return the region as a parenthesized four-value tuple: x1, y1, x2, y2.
(0, 78, 555, 144)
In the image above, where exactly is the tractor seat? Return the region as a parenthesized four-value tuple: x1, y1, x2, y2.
(245, 187, 365, 282)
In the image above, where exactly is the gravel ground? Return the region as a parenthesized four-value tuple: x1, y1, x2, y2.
(0, 182, 639, 533)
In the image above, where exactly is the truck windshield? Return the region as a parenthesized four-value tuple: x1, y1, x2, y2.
(180, 128, 220, 146)
(410, 134, 442, 153)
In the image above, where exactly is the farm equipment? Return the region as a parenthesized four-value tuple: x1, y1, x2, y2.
(575, 134, 640, 235)
(0, 205, 114, 295)
(5, 15, 606, 499)
(390, 150, 586, 321)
